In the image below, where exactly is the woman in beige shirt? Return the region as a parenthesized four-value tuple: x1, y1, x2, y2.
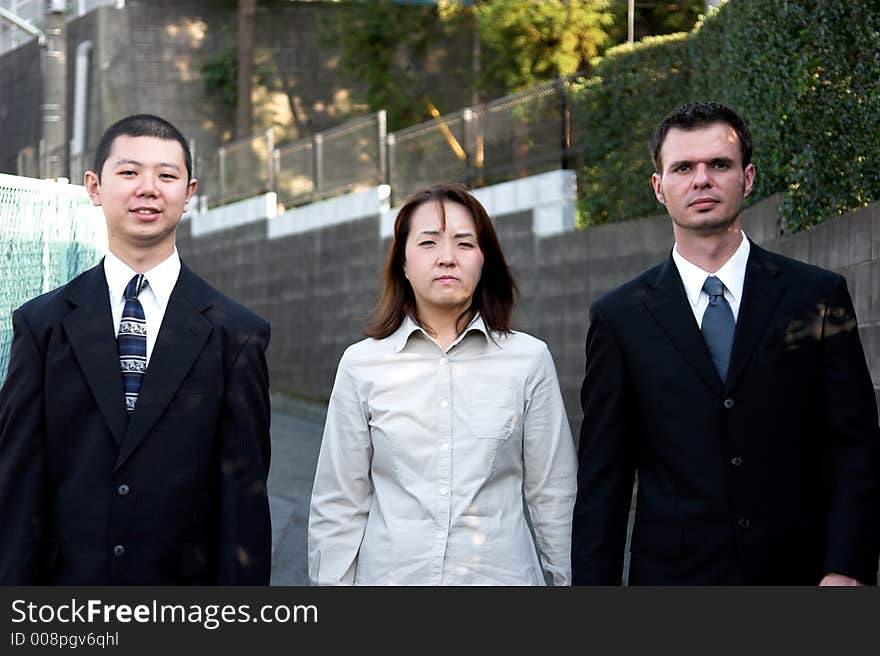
(308, 183, 577, 585)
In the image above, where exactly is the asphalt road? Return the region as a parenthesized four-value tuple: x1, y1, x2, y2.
(267, 395, 325, 586)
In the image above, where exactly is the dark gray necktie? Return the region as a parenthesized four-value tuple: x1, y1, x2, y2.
(701, 275, 735, 382)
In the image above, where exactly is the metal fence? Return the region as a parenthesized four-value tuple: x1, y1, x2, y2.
(388, 79, 572, 203)
(275, 112, 386, 208)
(205, 111, 387, 210)
(11, 78, 580, 209)
(213, 129, 274, 208)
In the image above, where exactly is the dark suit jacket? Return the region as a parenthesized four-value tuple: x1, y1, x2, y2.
(0, 260, 272, 585)
(572, 242, 880, 585)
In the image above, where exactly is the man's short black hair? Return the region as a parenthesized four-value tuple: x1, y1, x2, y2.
(92, 114, 192, 181)
(650, 101, 753, 172)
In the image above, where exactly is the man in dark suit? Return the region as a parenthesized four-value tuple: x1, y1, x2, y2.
(0, 114, 272, 584)
(572, 102, 880, 585)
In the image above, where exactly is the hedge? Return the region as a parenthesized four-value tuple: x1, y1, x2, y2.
(571, 0, 880, 232)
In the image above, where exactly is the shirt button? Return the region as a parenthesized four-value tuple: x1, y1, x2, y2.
(440, 399, 449, 408)
(436, 531, 445, 539)
(723, 398, 735, 409)
(117, 484, 130, 496)
(737, 518, 750, 529)
(730, 457, 742, 467)
(439, 487, 448, 496)
(113, 544, 126, 557)
(440, 443, 449, 452)
(439, 359, 447, 367)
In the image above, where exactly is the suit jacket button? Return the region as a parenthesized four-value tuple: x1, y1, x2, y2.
(723, 398, 735, 409)
(113, 545, 126, 557)
(117, 484, 130, 496)
(737, 518, 750, 529)
(730, 457, 743, 467)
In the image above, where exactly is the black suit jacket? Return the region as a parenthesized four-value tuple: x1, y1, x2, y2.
(0, 261, 272, 585)
(572, 242, 880, 585)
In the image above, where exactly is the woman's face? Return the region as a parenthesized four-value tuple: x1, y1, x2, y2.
(403, 200, 484, 320)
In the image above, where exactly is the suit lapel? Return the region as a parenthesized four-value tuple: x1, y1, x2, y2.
(643, 255, 724, 397)
(115, 265, 214, 471)
(62, 262, 129, 447)
(725, 243, 784, 391)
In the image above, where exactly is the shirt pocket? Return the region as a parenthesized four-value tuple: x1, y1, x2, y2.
(464, 384, 517, 440)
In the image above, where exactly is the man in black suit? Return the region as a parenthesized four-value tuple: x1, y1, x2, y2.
(572, 102, 880, 585)
(0, 114, 272, 584)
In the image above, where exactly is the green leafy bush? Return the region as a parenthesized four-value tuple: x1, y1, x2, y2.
(572, 0, 880, 232)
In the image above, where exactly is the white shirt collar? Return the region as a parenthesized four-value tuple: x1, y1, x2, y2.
(104, 249, 181, 308)
(393, 313, 490, 353)
(672, 232, 750, 308)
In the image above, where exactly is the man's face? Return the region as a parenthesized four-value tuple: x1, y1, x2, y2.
(403, 200, 485, 319)
(85, 135, 197, 258)
(651, 122, 755, 238)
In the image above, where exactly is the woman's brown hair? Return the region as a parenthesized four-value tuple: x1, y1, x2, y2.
(365, 183, 518, 339)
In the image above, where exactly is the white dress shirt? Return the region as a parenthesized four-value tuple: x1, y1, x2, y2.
(308, 314, 577, 586)
(672, 231, 750, 327)
(104, 249, 181, 366)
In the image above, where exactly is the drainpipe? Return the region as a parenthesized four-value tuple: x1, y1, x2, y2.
(70, 40, 93, 182)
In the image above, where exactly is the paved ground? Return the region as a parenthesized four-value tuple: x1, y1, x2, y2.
(267, 394, 326, 586)
(265, 396, 880, 587)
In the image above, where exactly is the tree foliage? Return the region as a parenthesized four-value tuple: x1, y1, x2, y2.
(468, 0, 614, 94)
(321, 0, 616, 128)
(573, 0, 880, 232)
(200, 46, 274, 111)
(317, 0, 452, 130)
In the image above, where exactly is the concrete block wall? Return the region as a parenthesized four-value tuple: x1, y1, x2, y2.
(0, 40, 40, 174)
(178, 191, 388, 402)
(176, 173, 880, 435)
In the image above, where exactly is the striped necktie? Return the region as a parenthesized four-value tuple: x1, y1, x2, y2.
(118, 274, 148, 413)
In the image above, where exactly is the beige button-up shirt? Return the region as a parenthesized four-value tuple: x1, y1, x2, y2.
(308, 314, 577, 585)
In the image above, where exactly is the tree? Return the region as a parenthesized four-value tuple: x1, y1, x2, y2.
(236, 0, 257, 139)
(317, 0, 450, 130)
(466, 0, 614, 95)
(321, 1, 615, 129)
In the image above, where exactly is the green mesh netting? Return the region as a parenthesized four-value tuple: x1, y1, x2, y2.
(0, 173, 107, 386)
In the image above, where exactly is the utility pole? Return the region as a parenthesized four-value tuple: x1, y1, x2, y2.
(42, 1, 67, 179)
(627, 0, 634, 44)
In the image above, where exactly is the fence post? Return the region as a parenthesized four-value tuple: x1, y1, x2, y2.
(218, 147, 226, 206)
(314, 133, 324, 200)
(377, 110, 388, 187)
(272, 148, 281, 200)
(265, 128, 275, 193)
(188, 138, 197, 179)
(462, 107, 473, 188)
(386, 133, 396, 206)
(560, 78, 571, 170)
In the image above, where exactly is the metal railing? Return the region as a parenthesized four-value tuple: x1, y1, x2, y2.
(214, 129, 275, 208)
(13, 78, 581, 210)
(275, 111, 386, 208)
(205, 111, 387, 210)
(388, 79, 571, 203)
